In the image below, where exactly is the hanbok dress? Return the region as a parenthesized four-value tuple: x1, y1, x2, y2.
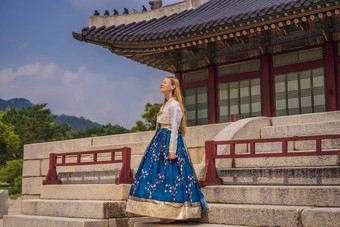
(126, 97, 209, 220)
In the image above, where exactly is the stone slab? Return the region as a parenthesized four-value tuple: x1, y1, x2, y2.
(109, 217, 160, 227)
(135, 221, 243, 226)
(261, 121, 340, 139)
(22, 177, 45, 195)
(217, 166, 340, 185)
(92, 131, 154, 147)
(213, 117, 271, 168)
(270, 111, 340, 126)
(295, 138, 340, 151)
(185, 123, 230, 148)
(234, 155, 339, 168)
(198, 204, 308, 227)
(3, 214, 108, 227)
(40, 184, 131, 200)
(21, 195, 40, 200)
(201, 185, 340, 207)
(40, 158, 49, 176)
(22, 199, 127, 219)
(24, 137, 92, 160)
(255, 141, 294, 153)
(301, 207, 340, 227)
(91, 141, 150, 156)
(0, 190, 8, 218)
(22, 160, 40, 177)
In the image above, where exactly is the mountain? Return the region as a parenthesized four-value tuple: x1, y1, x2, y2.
(0, 98, 102, 131)
(0, 98, 34, 111)
(55, 114, 101, 131)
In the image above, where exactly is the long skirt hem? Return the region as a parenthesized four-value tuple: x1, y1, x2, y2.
(126, 197, 201, 220)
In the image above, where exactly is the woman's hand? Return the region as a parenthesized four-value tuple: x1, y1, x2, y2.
(168, 152, 178, 160)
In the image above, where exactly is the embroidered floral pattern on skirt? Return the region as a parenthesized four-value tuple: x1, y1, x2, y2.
(125, 128, 209, 220)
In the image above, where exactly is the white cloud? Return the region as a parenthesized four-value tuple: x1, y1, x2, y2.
(0, 62, 168, 128)
(0, 62, 41, 83)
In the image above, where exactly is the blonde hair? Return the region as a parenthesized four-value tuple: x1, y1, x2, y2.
(157, 76, 187, 137)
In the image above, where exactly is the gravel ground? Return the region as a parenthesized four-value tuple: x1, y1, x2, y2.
(0, 197, 21, 227)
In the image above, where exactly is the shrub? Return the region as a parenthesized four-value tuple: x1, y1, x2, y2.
(0, 159, 23, 195)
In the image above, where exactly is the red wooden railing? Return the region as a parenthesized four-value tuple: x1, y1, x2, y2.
(43, 147, 133, 185)
(199, 134, 340, 186)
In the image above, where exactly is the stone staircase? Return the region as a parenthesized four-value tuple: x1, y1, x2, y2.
(188, 111, 340, 227)
(5, 111, 340, 226)
(194, 182, 340, 226)
(4, 184, 159, 227)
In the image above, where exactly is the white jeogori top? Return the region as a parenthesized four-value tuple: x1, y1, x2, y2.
(156, 97, 183, 154)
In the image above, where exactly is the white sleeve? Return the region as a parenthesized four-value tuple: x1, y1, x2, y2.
(169, 101, 183, 154)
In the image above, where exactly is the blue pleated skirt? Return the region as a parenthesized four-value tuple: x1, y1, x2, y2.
(125, 128, 209, 220)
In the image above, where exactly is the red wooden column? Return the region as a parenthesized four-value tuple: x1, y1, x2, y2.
(335, 42, 340, 110)
(175, 71, 184, 96)
(323, 42, 338, 111)
(208, 64, 217, 123)
(260, 54, 274, 117)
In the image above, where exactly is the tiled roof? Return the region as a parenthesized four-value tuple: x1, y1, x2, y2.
(76, 0, 324, 43)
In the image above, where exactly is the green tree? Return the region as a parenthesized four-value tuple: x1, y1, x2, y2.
(131, 102, 162, 132)
(0, 159, 23, 195)
(0, 120, 21, 165)
(68, 123, 130, 139)
(1, 104, 71, 153)
(131, 120, 148, 132)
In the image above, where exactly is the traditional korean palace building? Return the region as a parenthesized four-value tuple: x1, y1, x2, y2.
(73, 0, 340, 126)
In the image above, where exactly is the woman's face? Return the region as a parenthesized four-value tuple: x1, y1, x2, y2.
(160, 78, 175, 94)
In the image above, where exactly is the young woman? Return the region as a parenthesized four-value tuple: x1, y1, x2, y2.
(126, 76, 209, 223)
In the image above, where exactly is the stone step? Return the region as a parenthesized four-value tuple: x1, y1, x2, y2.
(3, 215, 108, 227)
(41, 184, 130, 200)
(21, 199, 129, 219)
(217, 166, 340, 185)
(197, 204, 340, 227)
(261, 120, 340, 139)
(270, 111, 340, 126)
(216, 154, 340, 169)
(254, 138, 340, 153)
(135, 221, 245, 226)
(201, 185, 340, 207)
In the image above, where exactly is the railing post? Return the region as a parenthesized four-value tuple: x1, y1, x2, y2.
(282, 139, 288, 154)
(43, 153, 61, 185)
(316, 138, 322, 153)
(199, 141, 223, 186)
(116, 147, 134, 184)
(250, 142, 255, 155)
(230, 143, 235, 157)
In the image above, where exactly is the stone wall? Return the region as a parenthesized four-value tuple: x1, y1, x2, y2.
(22, 122, 229, 199)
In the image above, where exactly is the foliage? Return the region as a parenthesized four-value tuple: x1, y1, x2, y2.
(0, 120, 21, 165)
(131, 120, 148, 132)
(0, 159, 23, 195)
(131, 103, 162, 132)
(1, 104, 71, 151)
(68, 123, 130, 139)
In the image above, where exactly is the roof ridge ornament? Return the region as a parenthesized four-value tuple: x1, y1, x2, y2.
(149, 0, 162, 10)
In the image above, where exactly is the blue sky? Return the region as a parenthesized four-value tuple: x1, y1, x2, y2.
(0, 0, 181, 128)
